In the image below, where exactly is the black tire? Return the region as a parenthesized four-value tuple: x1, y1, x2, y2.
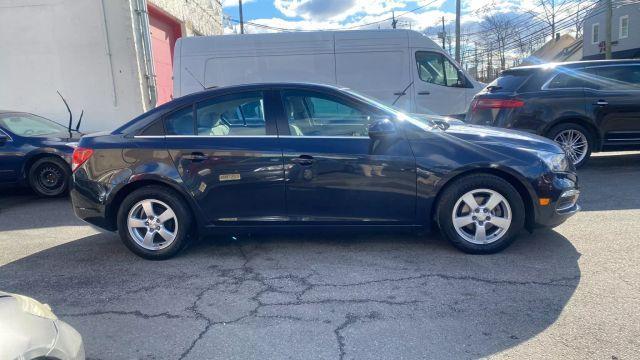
(547, 123, 593, 168)
(28, 157, 70, 197)
(437, 174, 526, 254)
(117, 186, 193, 260)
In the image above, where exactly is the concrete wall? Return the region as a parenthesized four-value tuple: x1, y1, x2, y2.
(583, 3, 640, 58)
(0, 0, 223, 132)
(149, 0, 223, 36)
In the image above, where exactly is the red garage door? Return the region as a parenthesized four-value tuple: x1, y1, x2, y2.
(148, 6, 181, 105)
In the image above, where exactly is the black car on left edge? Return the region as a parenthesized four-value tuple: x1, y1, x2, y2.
(70, 83, 580, 260)
(0, 111, 81, 197)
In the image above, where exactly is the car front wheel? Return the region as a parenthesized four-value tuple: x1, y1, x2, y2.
(117, 186, 193, 260)
(437, 174, 525, 254)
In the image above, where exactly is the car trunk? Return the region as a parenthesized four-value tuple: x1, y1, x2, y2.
(465, 69, 535, 127)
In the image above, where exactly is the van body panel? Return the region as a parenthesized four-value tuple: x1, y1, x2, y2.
(174, 30, 481, 116)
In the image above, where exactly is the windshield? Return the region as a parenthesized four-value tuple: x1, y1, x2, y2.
(341, 88, 439, 130)
(0, 113, 68, 137)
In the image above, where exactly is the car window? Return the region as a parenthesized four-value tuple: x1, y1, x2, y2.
(281, 90, 373, 137)
(0, 114, 67, 137)
(164, 106, 195, 135)
(546, 70, 600, 90)
(416, 51, 465, 87)
(486, 70, 532, 92)
(591, 65, 640, 90)
(196, 92, 265, 136)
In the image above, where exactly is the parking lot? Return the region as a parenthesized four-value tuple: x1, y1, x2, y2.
(0, 152, 638, 359)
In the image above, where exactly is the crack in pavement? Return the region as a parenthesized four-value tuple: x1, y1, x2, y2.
(60, 310, 182, 320)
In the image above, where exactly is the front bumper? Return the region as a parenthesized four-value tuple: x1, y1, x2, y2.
(532, 172, 580, 228)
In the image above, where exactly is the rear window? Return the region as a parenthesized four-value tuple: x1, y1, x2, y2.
(485, 71, 532, 92)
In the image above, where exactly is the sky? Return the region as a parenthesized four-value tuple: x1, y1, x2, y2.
(219, 0, 550, 35)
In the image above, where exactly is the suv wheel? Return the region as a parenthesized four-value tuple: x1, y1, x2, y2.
(437, 174, 525, 254)
(117, 186, 193, 260)
(28, 157, 70, 197)
(548, 123, 592, 168)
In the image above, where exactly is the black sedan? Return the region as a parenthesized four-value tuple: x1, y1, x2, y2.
(0, 111, 80, 197)
(70, 83, 580, 259)
(466, 59, 640, 167)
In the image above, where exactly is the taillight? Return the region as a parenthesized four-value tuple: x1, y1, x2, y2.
(471, 98, 525, 111)
(72, 147, 93, 172)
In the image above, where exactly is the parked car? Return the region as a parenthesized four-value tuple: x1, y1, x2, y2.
(70, 83, 580, 259)
(465, 60, 640, 167)
(0, 111, 81, 197)
(0, 291, 85, 360)
(174, 29, 483, 117)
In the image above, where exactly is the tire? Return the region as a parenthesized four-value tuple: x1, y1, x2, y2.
(117, 186, 193, 260)
(28, 157, 70, 197)
(437, 174, 526, 254)
(547, 123, 593, 168)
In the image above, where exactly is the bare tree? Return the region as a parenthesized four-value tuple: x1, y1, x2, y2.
(480, 13, 515, 71)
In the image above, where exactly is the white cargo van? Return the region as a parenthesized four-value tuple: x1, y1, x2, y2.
(173, 29, 483, 116)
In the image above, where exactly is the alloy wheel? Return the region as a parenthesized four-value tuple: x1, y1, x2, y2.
(451, 189, 512, 245)
(553, 129, 588, 166)
(127, 199, 179, 250)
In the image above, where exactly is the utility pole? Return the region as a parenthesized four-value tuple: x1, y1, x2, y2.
(441, 16, 446, 49)
(239, 0, 245, 34)
(455, 0, 461, 63)
(605, 0, 612, 59)
(392, 11, 398, 29)
(551, 0, 555, 41)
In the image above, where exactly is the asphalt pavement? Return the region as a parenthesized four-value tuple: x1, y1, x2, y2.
(0, 152, 639, 359)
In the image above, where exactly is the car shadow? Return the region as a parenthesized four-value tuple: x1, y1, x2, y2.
(0, 229, 580, 359)
(0, 187, 83, 231)
(578, 151, 640, 212)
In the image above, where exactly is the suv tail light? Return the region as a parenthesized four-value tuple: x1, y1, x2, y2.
(471, 98, 525, 111)
(72, 147, 93, 172)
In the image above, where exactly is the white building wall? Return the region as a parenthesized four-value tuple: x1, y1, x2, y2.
(0, 0, 223, 132)
(0, 0, 147, 132)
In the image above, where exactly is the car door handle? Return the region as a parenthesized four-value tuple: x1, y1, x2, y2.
(594, 100, 608, 106)
(418, 91, 431, 95)
(184, 152, 208, 162)
(291, 155, 314, 166)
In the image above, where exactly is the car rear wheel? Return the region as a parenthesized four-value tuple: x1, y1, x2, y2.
(437, 174, 525, 254)
(28, 157, 70, 197)
(117, 186, 192, 260)
(548, 123, 592, 168)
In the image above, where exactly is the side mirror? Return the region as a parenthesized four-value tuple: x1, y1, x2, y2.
(368, 118, 396, 138)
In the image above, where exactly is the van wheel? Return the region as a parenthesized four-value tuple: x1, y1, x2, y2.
(117, 186, 192, 260)
(547, 123, 592, 168)
(28, 157, 70, 197)
(437, 174, 525, 254)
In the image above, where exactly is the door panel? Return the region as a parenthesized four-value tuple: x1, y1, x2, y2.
(584, 65, 640, 147)
(149, 6, 181, 105)
(164, 91, 286, 224)
(412, 50, 467, 115)
(0, 130, 19, 183)
(281, 137, 416, 223)
(167, 137, 285, 224)
(277, 89, 416, 224)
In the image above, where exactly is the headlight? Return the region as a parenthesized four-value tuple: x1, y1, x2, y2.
(11, 293, 58, 320)
(536, 151, 570, 172)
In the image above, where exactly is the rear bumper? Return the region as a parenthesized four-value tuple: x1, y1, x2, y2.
(70, 180, 114, 231)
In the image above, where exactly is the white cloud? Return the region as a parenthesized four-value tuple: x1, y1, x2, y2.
(222, 0, 256, 8)
(273, 0, 408, 22)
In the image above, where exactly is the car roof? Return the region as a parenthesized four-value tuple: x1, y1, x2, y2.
(509, 59, 640, 72)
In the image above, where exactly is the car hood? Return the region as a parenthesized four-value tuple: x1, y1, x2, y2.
(37, 130, 83, 143)
(441, 123, 563, 154)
